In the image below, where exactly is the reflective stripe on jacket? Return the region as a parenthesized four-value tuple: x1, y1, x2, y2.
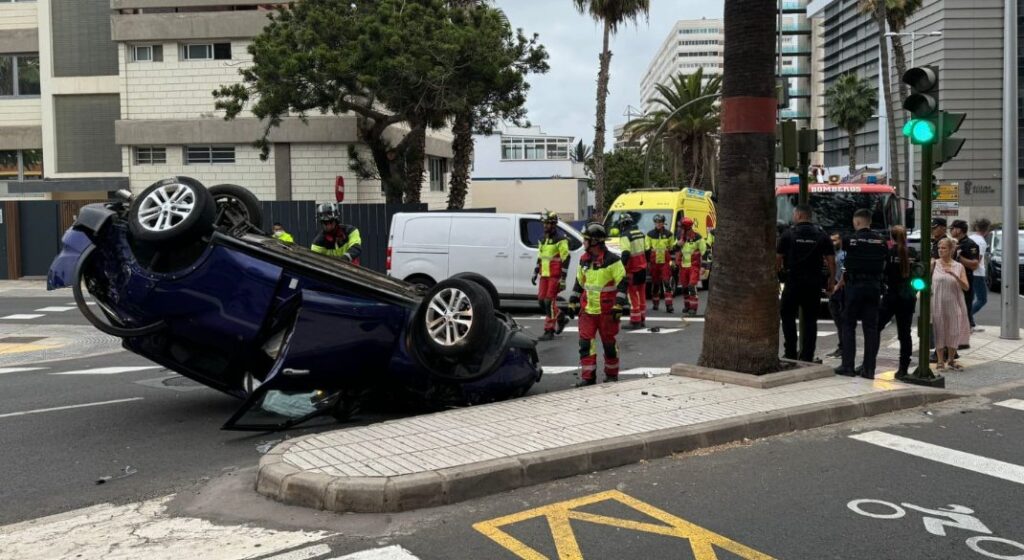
(677, 232, 706, 268)
(311, 225, 362, 260)
(575, 250, 627, 315)
(618, 228, 648, 272)
(274, 231, 294, 244)
(537, 235, 571, 277)
(646, 229, 675, 265)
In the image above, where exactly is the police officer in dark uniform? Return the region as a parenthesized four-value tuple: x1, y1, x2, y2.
(777, 204, 836, 362)
(878, 225, 920, 380)
(836, 208, 888, 379)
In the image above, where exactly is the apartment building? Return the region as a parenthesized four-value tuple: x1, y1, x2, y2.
(640, 19, 724, 113)
(470, 125, 590, 219)
(1, 0, 456, 208)
(778, 0, 814, 125)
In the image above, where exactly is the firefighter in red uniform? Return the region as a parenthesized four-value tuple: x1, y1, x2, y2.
(645, 214, 676, 313)
(616, 214, 648, 329)
(675, 217, 706, 316)
(567, 223, 628, 387)
(531, 211, 572, 341)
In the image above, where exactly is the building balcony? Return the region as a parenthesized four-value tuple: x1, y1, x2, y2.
(111, 9, 274, 42)
(781, 46, 812, 55)
(780, 111, 811, 119)
(781, 1, 807, 9)
(781, 24, 812, 33)
(780, 67, 811, 76)
(788, 89, 811, 98)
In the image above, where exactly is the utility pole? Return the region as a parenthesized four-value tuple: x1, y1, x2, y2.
(1001, 0, 1020, 340)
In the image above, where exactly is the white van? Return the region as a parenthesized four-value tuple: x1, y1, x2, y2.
(387, 213, 585, 303)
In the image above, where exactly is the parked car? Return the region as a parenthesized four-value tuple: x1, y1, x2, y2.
(986, 228, 1024, 294)
(387, 212, 585, 305)
(47, 177, 541, 430)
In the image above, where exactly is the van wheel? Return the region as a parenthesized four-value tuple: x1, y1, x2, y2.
(405, 275, 436, 292)
(420, 278, 495, 358)
(450, 272, 501, 309)
(129, 177, 216, 245)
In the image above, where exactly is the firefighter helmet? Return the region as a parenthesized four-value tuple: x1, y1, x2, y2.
(680, 217, 695, 229)
(582, 222, 608, 242)
(541, 210, 559, 225)
(653, 214, 666, 224)
(616, 213, 635, 229)
(317, 203, 338, 223)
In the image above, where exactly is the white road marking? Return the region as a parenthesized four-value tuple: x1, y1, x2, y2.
(265, 544, 332, 560)
(34, 306, 76, 313)
(0, 397, 144, 419)
(850, 431, 1024, 485)
(628, 328, 681, 334)
(0, 495, 330, 560)
(619, 367, 672, 376)
(0, 367, 45, 375)
(0, 314, 44, 320)
(331, 545, 421, 560)
(995, 399, 1024, 412)
(543, 366, 578, 374)
(818, 330, 837, 337)
(51, 366, 162, 375)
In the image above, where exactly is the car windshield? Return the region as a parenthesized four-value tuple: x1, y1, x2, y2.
(776, 193, 895, 232)
(992, 231, 1024, 255)
(604, 210, 671, 234)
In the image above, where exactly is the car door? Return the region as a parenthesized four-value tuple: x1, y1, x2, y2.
(514, 217, 583, 298)
(449, 216, 515, 296)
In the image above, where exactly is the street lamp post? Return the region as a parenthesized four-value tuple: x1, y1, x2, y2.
(1001, 0, 1020, 340)
(885, 30, 942, 210)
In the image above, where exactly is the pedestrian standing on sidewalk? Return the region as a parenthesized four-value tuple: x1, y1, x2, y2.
(777, 204, 835, 362)
(949, 219, 980, 337)
(968, 218, 992, 331)
(878, 226, 919, 380)
(835, 209, 888, 379)
(568, 223, 628, 387)
(931, 237, 971, 371)
(616, 214, 649, 329)
(927, 217, 948, 360)
(646, 214, 676, 313)
(826, 232, 846, 359)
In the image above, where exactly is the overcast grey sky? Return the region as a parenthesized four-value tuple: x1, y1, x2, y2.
(495, 1, 724, 149)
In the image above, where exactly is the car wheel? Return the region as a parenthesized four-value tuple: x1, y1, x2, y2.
(129, 177, 216, 245)
(405, 275, 436, 292)
(420, 278, 495, 358)
(209, 184, 263, 230)
(450, 272, 501, 309)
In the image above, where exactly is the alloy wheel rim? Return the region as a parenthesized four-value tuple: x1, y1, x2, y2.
(137, 183, 197, 232)
(425, 288, 473, 346)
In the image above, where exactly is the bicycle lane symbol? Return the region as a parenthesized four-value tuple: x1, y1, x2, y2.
(848, 499, 1024, 559)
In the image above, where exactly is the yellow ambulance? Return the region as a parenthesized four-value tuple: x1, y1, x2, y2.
(603, 187, 717, 287)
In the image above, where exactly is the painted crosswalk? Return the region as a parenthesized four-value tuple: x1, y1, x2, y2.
(51, 366, 162, 376)
(0, 302, 82, 322)
(0, 495, 422, 560)
(543, 366, 672, 376)
(0, 314, 44, 320)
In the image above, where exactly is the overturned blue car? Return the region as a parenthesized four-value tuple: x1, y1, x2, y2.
(47, 177, 541, 430)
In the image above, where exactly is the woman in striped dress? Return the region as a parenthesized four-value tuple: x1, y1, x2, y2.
(931, 237, 971, 370)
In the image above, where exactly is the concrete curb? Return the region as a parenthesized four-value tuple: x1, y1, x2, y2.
(256, 387, 955, 514)
(671, 360, 834, 388)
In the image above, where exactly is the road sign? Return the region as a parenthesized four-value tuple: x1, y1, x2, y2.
(934, 183, 958, 203)
(932, 183, 959, 215)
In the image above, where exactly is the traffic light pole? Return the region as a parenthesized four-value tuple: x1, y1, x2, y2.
(906, 144, 944, 387)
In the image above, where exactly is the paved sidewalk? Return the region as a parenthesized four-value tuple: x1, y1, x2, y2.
(258, 372, 950, 514)
(0, 280, 62, 298)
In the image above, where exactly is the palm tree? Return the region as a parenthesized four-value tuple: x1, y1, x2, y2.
(885, 0, 924, 102)
(826, 73, 878, 175)
(570, 139, 592, 164)
(859, 0, 900, 195)
(573, 0, 651, 219)
(625, 69, 721, 190)
(697, 0, 781, 375)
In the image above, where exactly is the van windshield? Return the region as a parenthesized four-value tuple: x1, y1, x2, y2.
(776, 193, 897, 233)
(604, 211, 672, 234)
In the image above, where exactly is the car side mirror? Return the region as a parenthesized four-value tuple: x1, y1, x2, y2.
(904, 207, 916, 231)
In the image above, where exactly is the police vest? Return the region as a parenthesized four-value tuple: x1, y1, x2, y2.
(786, 223, 826, 276)
(844, 231, 887, 277)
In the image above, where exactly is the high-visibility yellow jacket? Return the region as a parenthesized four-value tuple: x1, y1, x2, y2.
(676, 231, 706, 268)
(645, 228, 675, 265)
(536, 234, 571, 278)
(574, 250, 627, 315)
(312, 225, 362, 264)
(273, 231, 294, 244)
(618, 227, 648, 273)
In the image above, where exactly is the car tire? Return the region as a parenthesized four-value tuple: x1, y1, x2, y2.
(129, 177, 216, 245)
(420, 278, 495, 358)
(450, 272, 501, 309)
(405, 275, 436, 292)
(209, 184, 263, 230)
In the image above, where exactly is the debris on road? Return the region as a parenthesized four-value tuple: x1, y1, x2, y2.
(96, 465, 137, 485)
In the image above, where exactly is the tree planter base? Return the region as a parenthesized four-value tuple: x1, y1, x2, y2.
(671, 359, 833, 389)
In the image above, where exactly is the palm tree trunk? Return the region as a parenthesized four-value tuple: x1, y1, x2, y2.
(592, 19, 612, 218)
(889, 32, 909, 102)
(874, 4, 901, 194)
(698, 0, 780, 374)
(447, 111, 473, 209)
(849, 128, 858, 175)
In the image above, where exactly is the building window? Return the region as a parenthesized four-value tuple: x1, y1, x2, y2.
(131, 45, 163, 63)
(0, 54, 40, 97)
(0, 149, 43, 180)
(134, 147, 167, 165)
(429, 157, 448, 192)
(501, 136, 572, 161)
(185, 146, 235, 164)
(181, 42, 231, 61)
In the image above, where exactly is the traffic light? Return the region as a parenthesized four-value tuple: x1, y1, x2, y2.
(911, 184, 920, 200)
(902, 66, 940, 145)
(910, 262, 927, 292)
(777, 120, 797, 169)
(934, 111, 966, 168)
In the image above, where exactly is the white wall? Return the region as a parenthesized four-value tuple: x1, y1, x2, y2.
(0, 98, 41, 127)
(291, 143, 357, 202)
(470, 178, 583, 219)
(0, 2, 37, 30)
(472, 133, 575, 180)
(123, 143, 276, 201)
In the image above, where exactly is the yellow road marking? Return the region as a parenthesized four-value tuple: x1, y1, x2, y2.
(0, 342, 61, 356)
(473, 490, 776, 560)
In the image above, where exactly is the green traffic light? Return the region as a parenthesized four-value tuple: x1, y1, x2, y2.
(905, 119, 937, 144)
(911, 277, 927, 291)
